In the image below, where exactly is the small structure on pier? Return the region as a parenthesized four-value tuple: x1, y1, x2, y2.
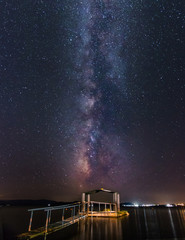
(82, 188, 123, 217)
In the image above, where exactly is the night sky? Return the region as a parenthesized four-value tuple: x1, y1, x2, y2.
(0, 0, 185, 203)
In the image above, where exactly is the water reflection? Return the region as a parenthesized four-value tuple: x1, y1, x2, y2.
(168, 208, 177, 239)
(65, 207, 185, 240)
(75, 217, 123, 240)
(1, 206, 185, 240)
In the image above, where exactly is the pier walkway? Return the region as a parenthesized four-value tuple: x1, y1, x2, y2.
(18, 203, 87, 240)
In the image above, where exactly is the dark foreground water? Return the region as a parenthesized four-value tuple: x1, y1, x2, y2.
(0, 206, 185, 240)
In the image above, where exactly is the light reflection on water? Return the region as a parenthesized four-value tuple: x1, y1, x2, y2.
(63, 207, 185, 240)
(1, 206, 185, 240)
(72, 217, 123, 240)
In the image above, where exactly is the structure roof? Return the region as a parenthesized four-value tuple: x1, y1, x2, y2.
(85, 188, 116, 194)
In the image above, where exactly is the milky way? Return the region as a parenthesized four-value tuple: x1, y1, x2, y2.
(67, 0, 129, 189)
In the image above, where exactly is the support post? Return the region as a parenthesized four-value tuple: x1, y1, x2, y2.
(117, 193, 120, 212)
(28, 211, 33, 232)
(82, 193, 85, 213)
(87, 194, 90, 213)
(114, 192, 118, 212)
(99, 203, 100, 212)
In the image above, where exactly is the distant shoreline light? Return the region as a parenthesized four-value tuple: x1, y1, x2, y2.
(121, 203, 185, 207)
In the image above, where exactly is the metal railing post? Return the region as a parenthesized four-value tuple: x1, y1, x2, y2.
(45, 210, 49, 235)
(48, 210, 51, 225)
(62, 208, 64, 223)
(73, 206, 75, 222)
(71, 208, 73, 222)
(28, 211, 33, 231)
(78, 204, 80, 216)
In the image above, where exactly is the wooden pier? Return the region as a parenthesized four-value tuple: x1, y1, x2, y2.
(18, 188, 128, 240)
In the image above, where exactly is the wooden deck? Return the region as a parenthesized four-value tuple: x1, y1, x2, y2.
(88, 211, 129, 218)
(17, 215, 86, 240)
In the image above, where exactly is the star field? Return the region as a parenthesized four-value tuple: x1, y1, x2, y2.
(0, 0, 185, 203)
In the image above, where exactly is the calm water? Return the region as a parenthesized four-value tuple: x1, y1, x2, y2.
(0, 206, 185, 240)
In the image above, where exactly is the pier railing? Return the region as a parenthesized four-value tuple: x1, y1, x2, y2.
(28, 202, 87, 233)
(14, 202, 89, 240)
(26, 200, 117, 233)
(88, 201, 117, 213)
